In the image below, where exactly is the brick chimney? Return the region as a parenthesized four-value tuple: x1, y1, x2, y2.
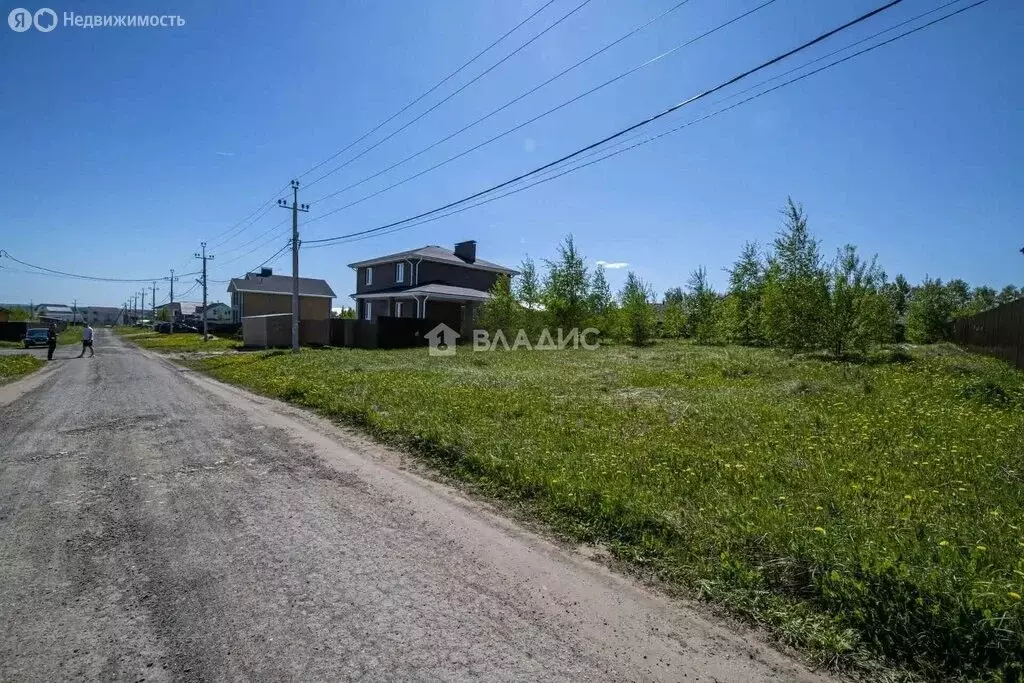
(454, 240, 476, 263)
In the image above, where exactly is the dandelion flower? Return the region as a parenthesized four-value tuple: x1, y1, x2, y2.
(939, 540, 949, 547)
(1010, 592, 1022, 601)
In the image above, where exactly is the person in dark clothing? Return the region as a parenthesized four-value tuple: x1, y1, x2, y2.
(46, 323, 57, 361)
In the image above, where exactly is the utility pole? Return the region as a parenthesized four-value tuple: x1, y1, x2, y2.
(131, 295, 136, 324)
(72, 298, 78, 325)
(168, 269, 178, 333)
(150, 281, 160, 325)
(278, 179, 309, 353)
(139, 289, 146, 327)
(194, 242, 215, 341)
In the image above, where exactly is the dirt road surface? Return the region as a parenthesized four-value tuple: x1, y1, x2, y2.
(0, 331, 827, 682)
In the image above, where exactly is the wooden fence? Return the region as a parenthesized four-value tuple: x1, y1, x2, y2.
(953, 298, 1024, 369)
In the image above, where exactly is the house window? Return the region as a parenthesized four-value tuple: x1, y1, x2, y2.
(396, 262, 405, 283)
(395, 301, 404, 317)
(364, 301, 372, 321)
(365, 267, 373, 286)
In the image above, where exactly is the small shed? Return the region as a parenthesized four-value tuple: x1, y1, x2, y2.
(242, 313, 330, 348)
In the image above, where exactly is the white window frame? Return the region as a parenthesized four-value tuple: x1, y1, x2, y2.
(365, 267, 373, 286)
(396, 262, 405, 283)
(395, 301, 404, 317)
(363, 301, 372, 321)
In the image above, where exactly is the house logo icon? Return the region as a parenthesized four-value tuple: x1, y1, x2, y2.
(425, 323, 460, 357)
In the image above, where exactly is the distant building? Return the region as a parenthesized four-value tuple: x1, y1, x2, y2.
(227, 268, 335, 323)
(196, 302, 233, 323)
(35, 304, 75, 322)
(154, 301, 203, 321)
(80, 306, 124, 326)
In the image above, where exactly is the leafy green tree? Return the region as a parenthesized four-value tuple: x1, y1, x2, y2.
(882, 273, 912, 319)
(761, 198, 829, 350)
(997, 285, 1021, 305)
(946, 279, 972, 317)
(661, 290, 686, 338)
(7, 306, 31, 321)
(586, 265, 615, 337)
(542, 235, 592, 331)
(515, 257, 543, 335)
(617, 272, 656, 346)
(686, 266, 720, 343)
(968, 286, 997, 315)
(515, 257, 541, 310)
(822, 245, 893, 356)
(479, 274, 521, 333)
(906, 277, 955, 343)
(722, 241, 765, 345)
(589, 265, 612, 315)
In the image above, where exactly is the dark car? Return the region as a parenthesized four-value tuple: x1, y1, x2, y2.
(23, 328, 50, 348)
(154, 322, 199, 334)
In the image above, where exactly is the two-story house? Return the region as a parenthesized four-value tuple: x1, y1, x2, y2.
(349, 241, 516, 335)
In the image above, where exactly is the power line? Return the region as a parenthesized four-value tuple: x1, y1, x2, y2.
(303, 0, 991, 251)
(207, 183, 291, 245)
(205, 1, 569, 253)
(304, 0, 907, 247)
(0, 250, 200, 283)
(304, 0, 778, 221)
(301, 0, 597, 191)
(296, 0, 561, 183)
(303, 0, 700, 203)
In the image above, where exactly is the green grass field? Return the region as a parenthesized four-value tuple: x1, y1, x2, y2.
(190, 341, 1024, 679)
(0, 354, 44, 384)
(127, 331, 239, 352)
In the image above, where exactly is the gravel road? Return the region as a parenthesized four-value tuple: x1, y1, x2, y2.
(0, 330, 827, 682)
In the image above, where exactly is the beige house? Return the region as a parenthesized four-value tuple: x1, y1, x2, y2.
(228, 269, 335, 320)
(227, 269, 336, 346)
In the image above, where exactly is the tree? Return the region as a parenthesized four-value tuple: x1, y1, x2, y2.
(589, 266, 612, 315)
(686, 266, 720, 343)
(661, 288, 686, 338)
(997, 285, 1021, 305)
(967, 286, 997, 315)
(617, 272, 656, 346)
(6, 306, 31, 321)
(722, 241, 765, 345)
(515, 257, 541, 311)
(906, 277, 955, 343)
(882, 273, 912, 319)
(761, 198, 829, 350)
(156, 307, 170, 322)
(515, 257, 543, 335)
(542, 235, 592, 331)
(478, 274, 521, 333)
(822, 245, 893, 356)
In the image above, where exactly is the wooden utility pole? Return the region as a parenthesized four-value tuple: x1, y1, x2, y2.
(278, 180, 309, 353)
(150, 282, 160, 325)
(194, 242, 215, 341)
(168, 269, 178, 333)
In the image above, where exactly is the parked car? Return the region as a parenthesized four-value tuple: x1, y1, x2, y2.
(154, 322, 199, 334)
(23, 328, 50, 348)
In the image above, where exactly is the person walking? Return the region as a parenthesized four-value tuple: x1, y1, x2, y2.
(46, 323, 57, 361)
(78, 323, 95, 358)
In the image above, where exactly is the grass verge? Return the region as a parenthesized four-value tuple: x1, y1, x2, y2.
(0, 354, 45, 385)
(189, 341, 1024, 680)
(128, 331, 239, 352)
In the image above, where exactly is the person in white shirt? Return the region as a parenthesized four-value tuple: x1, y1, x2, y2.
(78, 324, 95, 358)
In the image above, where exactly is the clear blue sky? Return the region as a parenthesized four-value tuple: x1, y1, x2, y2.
(0, 0, 1021, 308)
